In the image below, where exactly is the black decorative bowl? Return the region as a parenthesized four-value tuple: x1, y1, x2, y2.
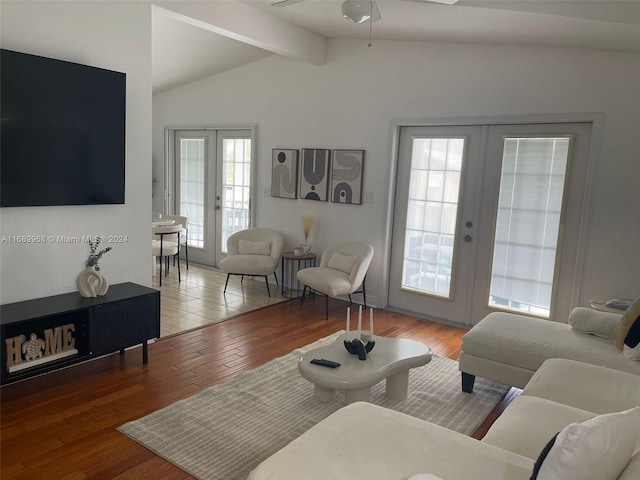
(344, 338, 376, 360)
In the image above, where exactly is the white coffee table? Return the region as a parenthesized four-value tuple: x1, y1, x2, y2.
(298, 333, 432, 404)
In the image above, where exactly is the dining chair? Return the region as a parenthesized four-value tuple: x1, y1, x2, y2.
(219, 228, 284, 297)
(297, 242, 374, 319)
(165, 214, 189, 269)
(152, 224, 181, 286)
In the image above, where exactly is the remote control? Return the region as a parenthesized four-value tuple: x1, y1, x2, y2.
(310, 358, 341, 368)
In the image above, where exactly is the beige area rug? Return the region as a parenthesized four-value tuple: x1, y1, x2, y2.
(119, 332, 509, 480)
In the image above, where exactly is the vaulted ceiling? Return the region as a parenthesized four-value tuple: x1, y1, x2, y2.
(152, 0, 640, 94)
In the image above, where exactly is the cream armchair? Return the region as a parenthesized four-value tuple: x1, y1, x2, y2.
(219, 228, 285, 297)
(297, 242, 374, 319)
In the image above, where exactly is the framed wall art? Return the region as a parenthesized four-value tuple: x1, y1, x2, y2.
(271, 149, 299, 199)
(299, 148, 331, 202)
(331, 149, 364, 205)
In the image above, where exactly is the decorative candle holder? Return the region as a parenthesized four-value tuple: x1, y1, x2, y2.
(344, 338, 375, 361)
(344, 305, 375, 360)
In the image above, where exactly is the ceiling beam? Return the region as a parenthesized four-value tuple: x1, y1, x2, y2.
(153, 1, 326, 65)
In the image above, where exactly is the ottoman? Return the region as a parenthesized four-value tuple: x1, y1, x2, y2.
(458, 309, 640, 392)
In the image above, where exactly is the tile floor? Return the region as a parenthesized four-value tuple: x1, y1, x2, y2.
(152, 262, 290, 337)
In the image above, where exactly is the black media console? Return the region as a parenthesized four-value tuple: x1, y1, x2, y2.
(1, 282, 160, 385)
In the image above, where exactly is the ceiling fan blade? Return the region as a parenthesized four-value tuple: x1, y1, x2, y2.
(271, 0, 305, 7)
(415, 0, 459, 4)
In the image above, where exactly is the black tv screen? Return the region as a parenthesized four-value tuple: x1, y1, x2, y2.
(1, 49, 126, 207)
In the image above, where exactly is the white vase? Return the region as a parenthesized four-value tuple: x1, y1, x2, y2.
(76, 266, 109, 298)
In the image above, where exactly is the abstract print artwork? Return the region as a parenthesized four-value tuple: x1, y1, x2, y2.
(299, 148, 330, 201)
(271, 149, 299, 199)
(331, 150, 364, 205)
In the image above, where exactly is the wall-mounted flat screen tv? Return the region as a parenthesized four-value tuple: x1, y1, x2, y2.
(1, 49, 126, 207)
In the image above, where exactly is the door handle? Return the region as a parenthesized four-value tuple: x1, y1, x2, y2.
(215, 205, 221, 210)
(463, 234, 472, 243)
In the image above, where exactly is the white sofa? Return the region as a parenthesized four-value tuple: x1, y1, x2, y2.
(247, 358, 640, 480)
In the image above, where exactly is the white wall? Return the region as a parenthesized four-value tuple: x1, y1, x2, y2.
(0, 1, 152, 304)
(153, 39, 640, 311)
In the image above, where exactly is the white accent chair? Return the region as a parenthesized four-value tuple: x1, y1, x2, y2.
(297, 242, 374, 319)
(152, 224, 181, 286)
(219, 228, 285, 297)
(165, 214, 189, 269)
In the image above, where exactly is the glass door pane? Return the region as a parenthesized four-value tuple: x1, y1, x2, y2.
(174, 130, 216, 267)
(388, 125, 482, 325)
(221, 137, 252, 253)
(179, 138, 205, 249)
(402, 138, 464, 298)
(171, 128, 254, 267)
(471, 122, 592, 324)
(488, 136, 571, 317)
(390, 122, 591, 326)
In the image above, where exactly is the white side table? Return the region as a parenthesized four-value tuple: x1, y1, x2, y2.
(298, 333, 432, 404)
(281, 252, 316, 298)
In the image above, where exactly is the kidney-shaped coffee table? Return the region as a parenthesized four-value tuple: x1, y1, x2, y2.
(298, 333, 432, 404)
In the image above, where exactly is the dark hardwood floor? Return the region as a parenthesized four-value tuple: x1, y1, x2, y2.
(1, 297, 517, 479)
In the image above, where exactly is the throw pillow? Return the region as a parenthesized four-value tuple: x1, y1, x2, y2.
(568, 307, 620, 340)
(534, 407, 640, 480)
(327, 253, 358, 274)
(238, 240, 270, 256)
(615, 296, 640, 350)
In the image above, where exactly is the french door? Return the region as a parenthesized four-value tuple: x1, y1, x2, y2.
(388, 122, 592, 325)
(173, 129, 253, 267)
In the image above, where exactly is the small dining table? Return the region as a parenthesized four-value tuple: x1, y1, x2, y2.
(152, 219, 175, 227)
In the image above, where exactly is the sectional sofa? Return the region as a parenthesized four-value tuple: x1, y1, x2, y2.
(248, 358, 640, 480)
(247, 302, 640, 480)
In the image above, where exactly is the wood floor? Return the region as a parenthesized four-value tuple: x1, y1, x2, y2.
(1, 295, 517, 480)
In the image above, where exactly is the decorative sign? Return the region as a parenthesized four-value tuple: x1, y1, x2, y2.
(5, 323, 77, 373)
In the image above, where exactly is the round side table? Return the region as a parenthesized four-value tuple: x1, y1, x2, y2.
(588, 300, 627, 314)
(281, 252, 317, 299)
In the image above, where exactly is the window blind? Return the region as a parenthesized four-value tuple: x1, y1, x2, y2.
(489, 137, 570, 317)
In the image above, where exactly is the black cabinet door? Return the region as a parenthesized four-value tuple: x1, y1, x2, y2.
(89, 294, 159, 355)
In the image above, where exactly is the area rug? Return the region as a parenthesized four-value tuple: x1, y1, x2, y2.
(119, 331, 509, 480)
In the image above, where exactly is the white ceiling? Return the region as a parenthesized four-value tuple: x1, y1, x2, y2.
(152, 0, 640, 94)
